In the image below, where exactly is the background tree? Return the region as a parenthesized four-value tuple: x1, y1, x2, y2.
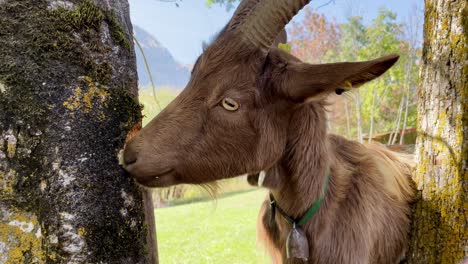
(359, 9, 408, 144)
(407, 0, 467, 263)
(398, 5, 422, 145)
(288, 7, 340, 64)
(0, 0, 149, 262)
(206, 0, 238, 10)
(305, 9, 421, 144)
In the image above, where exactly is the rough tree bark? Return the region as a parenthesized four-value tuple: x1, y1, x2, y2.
(408, 0, 467, 263)
(0, 0, 149, 263)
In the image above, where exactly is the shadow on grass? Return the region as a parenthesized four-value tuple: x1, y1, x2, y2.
(164, 188, 261, 208)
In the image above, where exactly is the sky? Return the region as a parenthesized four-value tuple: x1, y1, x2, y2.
(129, 0, 424, 66)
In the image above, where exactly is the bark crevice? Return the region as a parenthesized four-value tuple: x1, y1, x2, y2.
(0, 0, 146, 262)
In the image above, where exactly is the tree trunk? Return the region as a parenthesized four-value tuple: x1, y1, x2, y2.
(407, 0, 467, 263)
(355, 90, 363, 143)
(368, 84, 377, 143)
(143, 191, 158, 264)
(400, 90, 410, 145)
(400, 53, 414, 145)
(344, 99, 351, 139)
(388, 95, 404, 145)
(0, 0, 149, 263)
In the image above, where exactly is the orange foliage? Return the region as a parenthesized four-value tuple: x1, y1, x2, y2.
(288, 7, 340, 63)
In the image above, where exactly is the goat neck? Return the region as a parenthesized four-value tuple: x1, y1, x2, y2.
(269, 102, 334, 221)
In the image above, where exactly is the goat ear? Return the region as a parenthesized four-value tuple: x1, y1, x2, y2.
(277, 54, 399, 102)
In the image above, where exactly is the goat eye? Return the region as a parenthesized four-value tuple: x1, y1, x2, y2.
(221, 98, 239, 111)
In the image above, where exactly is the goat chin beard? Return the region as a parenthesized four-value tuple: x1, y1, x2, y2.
(117, 149, 125, 166)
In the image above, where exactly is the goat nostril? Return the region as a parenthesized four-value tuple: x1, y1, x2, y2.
(123, 146, 138, 165)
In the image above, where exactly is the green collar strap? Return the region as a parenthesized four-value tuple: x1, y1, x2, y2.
(269, 167, 330, 227)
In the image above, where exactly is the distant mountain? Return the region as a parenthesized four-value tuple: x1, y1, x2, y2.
(133, 25, 190, 89)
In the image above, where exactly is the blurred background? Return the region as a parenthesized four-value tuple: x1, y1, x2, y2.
(129, 0, 423, 262)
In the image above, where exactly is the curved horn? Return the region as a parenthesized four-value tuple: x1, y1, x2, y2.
(239, 0, 310, 48)
(227, 0, 261, 30)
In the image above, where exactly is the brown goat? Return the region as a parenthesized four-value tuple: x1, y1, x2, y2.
(123, 0, 415, 263)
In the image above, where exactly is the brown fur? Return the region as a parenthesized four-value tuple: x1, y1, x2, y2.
(122, 1, 415, 262)
(247, 103, 415, 264)
(256, 106, 415, 263)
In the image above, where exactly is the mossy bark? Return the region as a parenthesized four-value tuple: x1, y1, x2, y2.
(0, 0, 148, 263)
(407, 0, 467, 263)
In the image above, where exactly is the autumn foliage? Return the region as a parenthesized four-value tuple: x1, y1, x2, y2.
(288, 7, 421, 144)
(288, 7, 340, 63)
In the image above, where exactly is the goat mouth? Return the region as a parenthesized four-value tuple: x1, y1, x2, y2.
(135, 169, 178, 188)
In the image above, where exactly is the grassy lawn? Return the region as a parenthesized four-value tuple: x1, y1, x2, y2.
(155, 189, 271, 264)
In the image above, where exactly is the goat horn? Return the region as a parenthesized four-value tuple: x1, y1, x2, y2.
(239, 0, 310, 48)
(227, 0, 261, 30)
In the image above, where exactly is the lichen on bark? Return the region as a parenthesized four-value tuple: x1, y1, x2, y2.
(408, 0, 467, 263)
(0, 0, 146, 262)
(0, 207, 44, 263)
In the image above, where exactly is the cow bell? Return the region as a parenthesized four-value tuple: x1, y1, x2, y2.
(286, 223, 309, 261)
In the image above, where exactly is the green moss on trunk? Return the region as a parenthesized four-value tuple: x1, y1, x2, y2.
(0, 0, 146, 262)
(408, 0, 467, 263)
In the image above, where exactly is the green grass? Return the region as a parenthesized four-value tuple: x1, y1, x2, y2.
(155, 189, 271, 264)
